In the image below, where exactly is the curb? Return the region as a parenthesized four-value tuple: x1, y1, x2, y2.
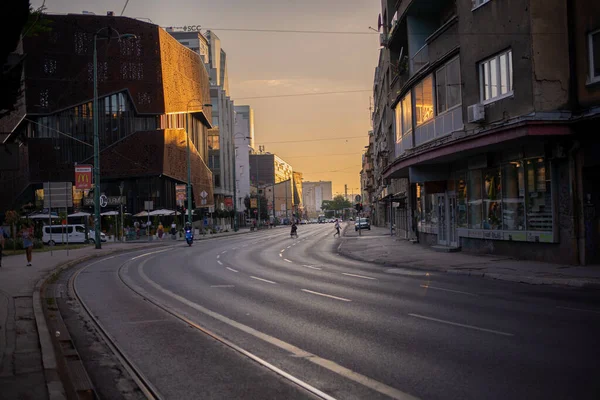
(336, 242, 600, 289)
(33, 242, 176, 400)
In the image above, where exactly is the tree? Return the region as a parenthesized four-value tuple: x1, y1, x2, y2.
(321, 195, 351, 212)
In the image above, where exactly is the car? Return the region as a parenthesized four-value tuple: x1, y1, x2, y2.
(354, 218, 371, 231)
(42, 224, 107, 245)
(88, 230, 107, 244)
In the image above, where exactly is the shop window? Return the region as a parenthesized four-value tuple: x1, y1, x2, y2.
(468, 170, 483, 229)
(414, 75, 434, 126)
(483, 168, 502, 230)
(526, 158, 552, 231)
(502, 162, 525, 230)
(456, 172, 468, 228)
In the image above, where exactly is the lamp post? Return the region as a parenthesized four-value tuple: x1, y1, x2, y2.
(186, 100, 213, 226)
(93, 28, 136, 249)
(119, 181, 124, 241)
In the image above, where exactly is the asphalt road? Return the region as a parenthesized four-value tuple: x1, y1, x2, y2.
(74, 223, 600, 400)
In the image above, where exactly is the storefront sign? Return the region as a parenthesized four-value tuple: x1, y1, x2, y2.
(224, 197, 233, 208)
(175, 184, 186, 205)
(84, 196, 125, 206)
(74, 165, 92, 190)
(250, 198, 258, 208)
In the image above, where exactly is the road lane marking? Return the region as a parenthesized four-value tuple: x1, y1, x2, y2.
(281, 249, 285, 252)
(302, 265, 322, 270)
(216, 255, 220, 259)
(408, 313, 514, 337)
(284, 259, 293, 263)
(250, 276, 277, 285)
(279, 253, 283, 258)
(301, 289, 351, 302)
(211, 285, 235, 288)
(287, 246, 291, 249)
(342, 273, 377, 280)
(133, 266, 417, 400)
(557, 306, 600, 314)
(419, 284, 477, 296)
(130, 248, 174, 260)
(226, 267, 238, 273)
(217, 260, 223, 265)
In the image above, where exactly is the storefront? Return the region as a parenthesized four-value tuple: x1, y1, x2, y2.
(414, 145, 558, 251)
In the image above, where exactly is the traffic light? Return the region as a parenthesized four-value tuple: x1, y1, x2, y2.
(355, 203, 363, 212)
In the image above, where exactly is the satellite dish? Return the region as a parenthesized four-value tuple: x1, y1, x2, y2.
(377, 14, 382, 31)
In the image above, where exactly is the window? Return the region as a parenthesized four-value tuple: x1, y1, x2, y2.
(414, 75, 434, 126)
(589, 29, 600, 83)
(480, 50, 513, 103)
(436, 58, 461, 114)
(483, 168, 502, 230)
(208, 135, 219, 150)
(472, 0, 491, 9)
(214, 174, 221, 187)
(467, 170, 483, 229)
(394, 104, 402, 143)
(525, 158, 552, 231)
(401, 93, 412, 135)
(502, 162, 525, 230)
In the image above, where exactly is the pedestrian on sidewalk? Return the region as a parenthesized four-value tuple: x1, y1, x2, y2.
(20, 221, 34, 266)
(0, 221, 8, 267)
(333, 219, 341, 237)
(157, 221, 164, 240)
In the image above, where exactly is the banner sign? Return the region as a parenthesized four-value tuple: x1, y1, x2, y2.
(250, 198, 257, 208)
(175, 184, 187, 205)
(224, 197, 233, 208)
(75, 165, 93, 190)
(83, 196, 125, 206)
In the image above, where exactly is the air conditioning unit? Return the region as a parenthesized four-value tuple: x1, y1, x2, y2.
(467, 104, 485, 123)
(379, 33, 388, 47)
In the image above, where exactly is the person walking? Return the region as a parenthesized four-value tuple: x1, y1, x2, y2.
(20, 222, 34, 266)
(157, 221, 164, 240)
(333, 219, 341, 237)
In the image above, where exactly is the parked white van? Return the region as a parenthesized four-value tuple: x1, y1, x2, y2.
(42, 225, 106, 245)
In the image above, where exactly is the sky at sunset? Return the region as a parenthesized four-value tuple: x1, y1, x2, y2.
(31, 0, 381, 195)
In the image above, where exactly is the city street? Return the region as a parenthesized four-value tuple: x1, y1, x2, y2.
(67, 223, 600, 400)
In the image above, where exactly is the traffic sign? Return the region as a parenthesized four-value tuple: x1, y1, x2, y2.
(200, 190, 208, 199)
(355, 195, 362, 203)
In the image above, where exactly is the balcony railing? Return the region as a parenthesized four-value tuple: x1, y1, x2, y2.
(410, 44, 429, 76)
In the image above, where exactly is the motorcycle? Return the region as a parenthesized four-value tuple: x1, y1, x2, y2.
(185, 228, 194, 246)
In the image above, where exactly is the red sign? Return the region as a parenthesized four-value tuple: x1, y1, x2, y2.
(224, 197, 233, 208)
(75, 165, 93, 190)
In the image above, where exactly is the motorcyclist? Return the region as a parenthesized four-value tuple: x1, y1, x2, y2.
(290, 222, 298, 237)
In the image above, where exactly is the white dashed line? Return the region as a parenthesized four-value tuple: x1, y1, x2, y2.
(211, 285, 235, 288)
(302, 265, 322, 270)
(301, 289, 351, 302)
(281, 249, 285, 253)
(420, 284, 477, 296)
(408, 313, 514, 337)
(250, 276, 277, 285)
(287, 246, 291, 249)
(217, 260, 223, 265)
(284, 259, 293, 263)
(342, 273, 377, 280)
(216, 255, 220, 259)
(279, 253, 283, 258)
(226, 267, 238, 273)
(221, 251, 227, 254)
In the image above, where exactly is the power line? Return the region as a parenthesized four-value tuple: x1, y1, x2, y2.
(280, 152, 362, 159)
(260, 136, 366, 145)
(235, 89, 371, 100)
(203, 27, 377, 35)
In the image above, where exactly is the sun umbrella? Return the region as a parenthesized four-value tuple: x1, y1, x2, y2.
(148, 209, 177, 216)
(133, 211, 149, 217)
(100, 211, 120, 216)
(68, 212, 91, 218)
(24, 213, 59, 220)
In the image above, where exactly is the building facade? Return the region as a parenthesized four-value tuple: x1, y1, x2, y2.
(369, 0, 600, 264)
(0, 14, 214, 215)
(302, 181, 333, 218)
(234, 105, 256, 212)
(249, 153, 297, 219)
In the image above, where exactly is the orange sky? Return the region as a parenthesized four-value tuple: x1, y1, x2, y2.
(34, 0, 381, 194)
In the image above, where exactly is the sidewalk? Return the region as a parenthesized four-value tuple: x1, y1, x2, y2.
(339, 224, 600, 289)
(0, 241, 176, 400)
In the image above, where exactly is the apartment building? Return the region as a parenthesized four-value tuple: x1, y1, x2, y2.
(370, 0, 600, 264)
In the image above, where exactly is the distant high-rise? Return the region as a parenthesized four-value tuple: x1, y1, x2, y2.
(302, 181, 333, 218)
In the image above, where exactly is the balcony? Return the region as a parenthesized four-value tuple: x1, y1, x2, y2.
(410, 44, 429, 76)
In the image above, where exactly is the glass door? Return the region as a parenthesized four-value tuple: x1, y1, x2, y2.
(448, 192, 458, 248)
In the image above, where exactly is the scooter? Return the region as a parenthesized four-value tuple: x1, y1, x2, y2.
(185, 228, 193, 246)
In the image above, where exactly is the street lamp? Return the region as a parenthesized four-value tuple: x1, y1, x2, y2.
(93, 27, 136, 249)
(233, 133, 251, 232)
(186, 100, 212, 225)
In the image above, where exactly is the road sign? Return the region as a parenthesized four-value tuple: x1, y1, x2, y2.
(144, 201, 154, 211)
(355, 195, 362, 203)
(200, 190, 208, 199)
(75, 165, 93, 190)
(201, 199, 207, 205)
(43, 182, 73, 209)
(250, 198, 257, 208)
